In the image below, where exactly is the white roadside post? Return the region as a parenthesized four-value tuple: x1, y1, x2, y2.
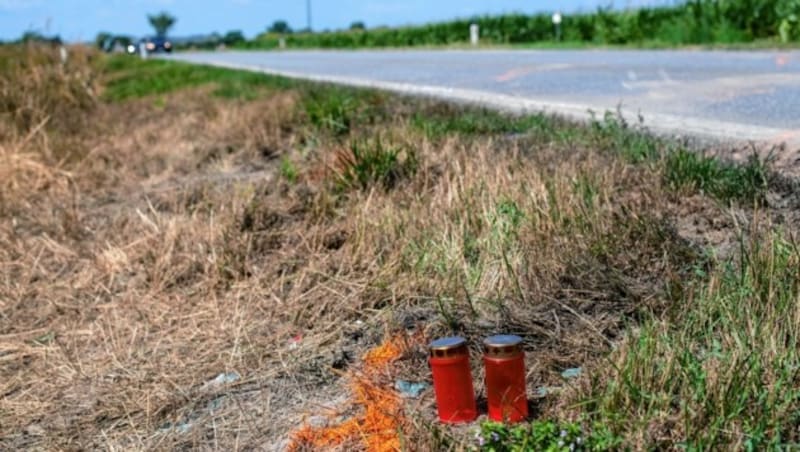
(552, 12, 563, 41)
(279, 37, 286, 49)
(469, 23, 479, 46)
(139, 41, 148, 59)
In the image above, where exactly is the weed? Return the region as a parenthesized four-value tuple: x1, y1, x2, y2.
(475, 420, 621, 451)
(330, 138, 417, 190)
(572, 172, 599, 213)
(280, 155, 298, 183)
(303, 87, 360, 136)
(492, 198, 524, 242)
(590, 110, 659, 163)
(665, 148, 768, 203)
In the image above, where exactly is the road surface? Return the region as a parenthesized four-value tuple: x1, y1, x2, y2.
(166, 49, 800, 158)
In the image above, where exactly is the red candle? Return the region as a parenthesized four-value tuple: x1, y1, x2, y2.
(428, 336, 477, 423)
(483, 335, 528, 423)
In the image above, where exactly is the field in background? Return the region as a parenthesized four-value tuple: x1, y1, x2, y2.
(2, 44, 800, 450)
(243, 0, 800, 50)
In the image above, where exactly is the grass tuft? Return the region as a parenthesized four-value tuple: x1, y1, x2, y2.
(279, 155, 298, 183)
(330, 138, 417, 190)
(590, 110, 659, 163)
(303, 87, 358, 136)
(665, 148, 769, 203)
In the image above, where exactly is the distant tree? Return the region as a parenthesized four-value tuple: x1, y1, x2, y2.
(148, 11, 177, 38)
(115, 35, 133, 47)
(19, 31, 62, 45)
(223, 30, 246, 46)
(349, 21, 366, 31)
(95, 31, 112, 50)
(20, 31, 42, 42)
(268, 20, 292, 34)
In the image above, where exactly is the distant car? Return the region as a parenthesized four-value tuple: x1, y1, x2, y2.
(141, 36, 173, 53)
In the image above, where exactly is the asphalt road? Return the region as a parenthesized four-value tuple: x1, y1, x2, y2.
(166, 49, 800, 154)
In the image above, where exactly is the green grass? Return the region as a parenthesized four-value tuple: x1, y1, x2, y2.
(102, 56, 293, 101)
(587, 111, 769, 204)
(302, 86, 390, 137)
(412, 107, 550, 138)
(577, 233, 800, 449)
(665, 149, 769, 204)
(331, 138, 417, 191)
(303, 86, 361, 136)
(588, 110, 660, 163)
(279, 156, 298, 183)
(476, 419, 621, 451)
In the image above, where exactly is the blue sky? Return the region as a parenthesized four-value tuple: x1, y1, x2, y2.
(0, 0, 663, 42)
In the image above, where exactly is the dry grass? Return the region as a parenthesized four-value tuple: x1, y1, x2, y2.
(2, 46, 796, 451)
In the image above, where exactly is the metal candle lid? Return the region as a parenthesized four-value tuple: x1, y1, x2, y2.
(429, 336, 468, 358)
(484, 335, 523, 357)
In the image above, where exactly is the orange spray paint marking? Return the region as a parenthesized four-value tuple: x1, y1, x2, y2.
(290, 336, 407, 452)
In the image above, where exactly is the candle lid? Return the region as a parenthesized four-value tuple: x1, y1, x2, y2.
(484, 335, 523, 356)
(429, 336, 469, 358)
(429, 336, 466, 351)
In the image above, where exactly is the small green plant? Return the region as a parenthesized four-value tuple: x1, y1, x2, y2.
(664, 148, 768, 203)
(331, 138, 417, 191)
(489, 198, 524, 248)
(279, 156, 298, 183)
(475, 420, 619, 451)
(590, 109, 659, 163)
(304, 88, 358, 136)
(572, 173, 599, 211)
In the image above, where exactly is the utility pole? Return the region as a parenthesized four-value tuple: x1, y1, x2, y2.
(306, 0, 312, 32)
